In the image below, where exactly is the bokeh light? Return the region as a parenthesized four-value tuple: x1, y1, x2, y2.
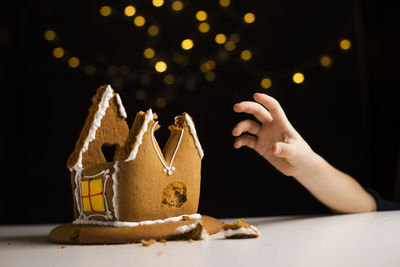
(240, 50, 252, 61)
(52, 47, 64, 58)
(198, 22, 210, 33)
(99, 6, 112, 17)
(219, 0, 231, 7)
(215, 33, 227, 44)
(195, 10, 208, 21)
(292, 72, 305, 84)
(260, 78, 272, 89)
(124, 6, 136, 17)
(148, 25, 159, 36)
(171, 1, 183, 11)
(44, 30, 56, 41)
(205, 72, 216, 81)
(68, 57, 80, 68)
(339, 39, 351, 50)
(320, 56, 332, 67)
(144, 48, 155, 59)
(152, 0, 164, 7)
(134, 16, 146, 27)
(243, 12, 255, 23)
(155, 61, 167, 72)
(163, 74, 175, 85)
(181, 39, 194, 50)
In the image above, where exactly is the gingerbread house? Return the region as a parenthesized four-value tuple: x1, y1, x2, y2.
(66, 85, 204, 226)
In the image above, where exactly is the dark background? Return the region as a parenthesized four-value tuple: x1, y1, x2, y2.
(1, 0, 399, 224)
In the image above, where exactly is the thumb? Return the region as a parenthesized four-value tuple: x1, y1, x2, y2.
(272, 142, 294, 159)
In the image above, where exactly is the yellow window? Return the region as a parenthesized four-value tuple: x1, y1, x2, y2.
(81, 179, 105, 212)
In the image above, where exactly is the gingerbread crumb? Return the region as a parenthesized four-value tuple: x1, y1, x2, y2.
(59, 245, 66, 249)
(7, 242, 11, 246)
(141, 239, 156, 247)
(222, 219, 251, 231)
(160, 239, 167, 243)
(188, 239, 194, 243)
(26, 245, 30, 248)
(157, 251, 163, 256)
(182, 215, 190, 221)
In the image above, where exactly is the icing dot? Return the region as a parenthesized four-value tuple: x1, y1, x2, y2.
(172, 167, 175, 171)
(163, 168, 167, 173)
(168, 170, 172, 175)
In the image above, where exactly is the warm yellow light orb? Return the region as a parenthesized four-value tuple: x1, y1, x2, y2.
(205, 71, 216, 82)
(172, 1, 183, 11)
(52, 47, 64, 58)
(225, 41, 236, 51)
(124, 6, 136, 17)
(320, 56, 332, 67)
(181, 39, 194, 50)
(148, 25, 159, 36)
(155, 61, 167, 72)
(200, 60, 216, 73)
(152, 0, 164, 7)
(260, 78, 272, 89)
(198, 22, 210, 33)
(134, 16, 146, 27)
(243, 12, 256, 24)
(44, 30, 56, 41)
(163, 74, 175, 85)
(68, 57, 80, 68)
(155, 97, 167, 108)
(240, 50, 252, 61)
(99, 6, 112, 17)
(292, 72, 305, 84)
(339, 39, 351, 50)
(215, 33, 227, 44)
(196, 10, 208, 21)
(219, 0, 231, 7)
(143, 48, 155, 59)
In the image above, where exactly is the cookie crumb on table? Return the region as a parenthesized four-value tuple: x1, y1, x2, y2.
(141, 239, 156, 247)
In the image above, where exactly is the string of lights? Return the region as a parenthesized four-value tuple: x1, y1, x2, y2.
(43, 0, 353, 108)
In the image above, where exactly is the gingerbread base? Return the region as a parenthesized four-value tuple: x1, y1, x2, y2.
(49, 215, 222, 244)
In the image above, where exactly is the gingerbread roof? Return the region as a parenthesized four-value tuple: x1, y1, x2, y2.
(67, 85, 129, 171)
(116, 109, 204, 163)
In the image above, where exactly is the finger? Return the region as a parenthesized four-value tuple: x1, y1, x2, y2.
(234, 135, 257, 150)
(233, 101, 273, 124)
(232, 119, 261, 136)
(272, 142, 294, 158)
(253, 93, 287, 121)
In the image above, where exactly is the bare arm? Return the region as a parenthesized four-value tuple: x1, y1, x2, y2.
(233, 93, 376, 213)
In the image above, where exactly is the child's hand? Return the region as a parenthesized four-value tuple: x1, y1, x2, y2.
(233, 93, 316, 177)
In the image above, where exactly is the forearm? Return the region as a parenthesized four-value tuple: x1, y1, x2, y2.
(293, 153, 377, 213)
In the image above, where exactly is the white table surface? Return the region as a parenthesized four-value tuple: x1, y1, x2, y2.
(1, 211, 400, 267)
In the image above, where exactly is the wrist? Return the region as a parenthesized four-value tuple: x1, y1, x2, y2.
(292, 150, 325, 181)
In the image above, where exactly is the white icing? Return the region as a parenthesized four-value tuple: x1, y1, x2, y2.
(73, 169, 83, 215)
(72, 85, 114, 171)
(184, 114, 204, 159)
(151, 121, 184, 175)
(125, 109, 154, 162)
(73, 213, 202, 228)
(176, 219, 201, 233)
(224, 225, 260, 238)
(112, 161, 120, 220)
(83, 169, 109, 178)
(115, 93, 127, 118)
(73, 168, 114, 220)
